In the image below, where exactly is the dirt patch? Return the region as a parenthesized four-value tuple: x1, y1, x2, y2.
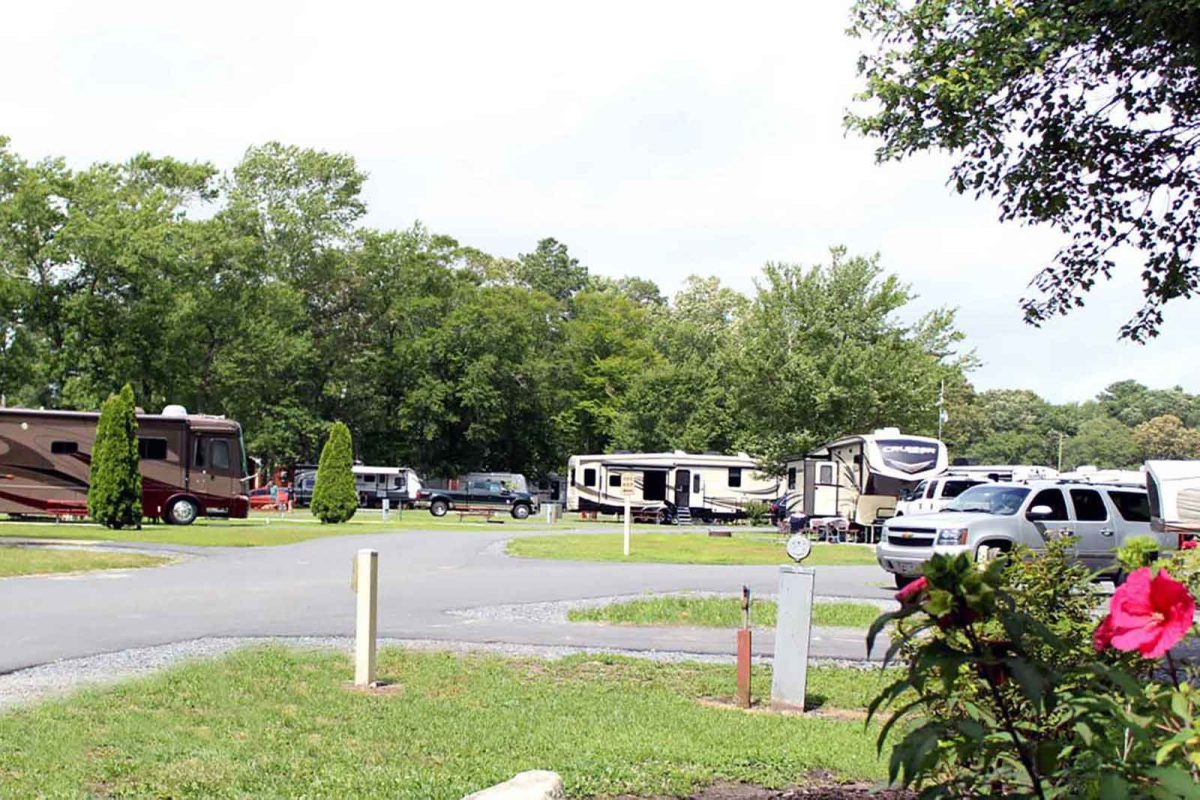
(609, 777, 913, 799)
(342, 680, 404, 696)
(696, 698, 868, 722)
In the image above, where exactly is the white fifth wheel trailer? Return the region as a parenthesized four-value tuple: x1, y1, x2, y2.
(1146, 460, 1200, 546)
(783, 428, 947, 527)
(566, 451, 778, 524)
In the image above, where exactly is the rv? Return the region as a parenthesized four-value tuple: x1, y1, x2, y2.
(784, 428, 947, 526)
(534, 473, 566, 508)
(0, 405, 249, 525)
(566, 451, 778, 523)
(292, 465, 423, 509)
(1146, 460, 1200, 544)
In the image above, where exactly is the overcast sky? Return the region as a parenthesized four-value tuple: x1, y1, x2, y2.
(3, 0, 1197, 404)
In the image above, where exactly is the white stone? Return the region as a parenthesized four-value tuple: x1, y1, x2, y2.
(462, 770, 565, 800)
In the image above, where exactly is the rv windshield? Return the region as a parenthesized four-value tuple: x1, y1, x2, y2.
(943, 485, 1030, 516)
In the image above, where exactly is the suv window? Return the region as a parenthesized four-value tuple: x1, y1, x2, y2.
(942, 480, 981, 499)
(924, 480, 937, 499)
(1027, 489, 1068, 521)
(1069, 488, 1108, 522)
(908, 480, 927, 500)
(1108, 490, 1150, 522)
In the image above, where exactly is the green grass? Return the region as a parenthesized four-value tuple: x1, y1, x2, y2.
(568, 596, 884, 629)
(0, 647, 890, 798)
(508, 533, 878, 566)
(0, 510, 550, 547)
(0, 547, 169, 577)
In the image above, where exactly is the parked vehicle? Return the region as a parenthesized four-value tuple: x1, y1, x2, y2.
(415, 476, 536, 519)
(249, 486, 290, 510)
(0, 404, 249, 525)
(783, 428, 947, 527)
(895, 474, 991, 516)
(565, 450, 778, 524)
(292, 465, 423, 509)
(1146, 460, 1200, 547)
(876, 479, 1166, 588)
(461, 472, 538, 511)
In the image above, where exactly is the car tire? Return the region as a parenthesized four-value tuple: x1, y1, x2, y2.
(895, 574, 915, 590)
(511, 503, 531, 520)
(430, 499, 449, 517)
(166, 497, 199, 526)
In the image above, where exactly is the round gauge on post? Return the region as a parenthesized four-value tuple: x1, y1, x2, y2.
(785, 533, 812, 563)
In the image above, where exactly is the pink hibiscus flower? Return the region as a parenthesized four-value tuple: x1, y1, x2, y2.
(895, 576, 928, 604)
(1097, 568, 1195, 659)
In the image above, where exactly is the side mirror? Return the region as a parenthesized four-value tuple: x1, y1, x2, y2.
(1027, 504, 1053, 519)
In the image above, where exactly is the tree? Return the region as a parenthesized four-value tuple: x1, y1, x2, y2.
(1062, 416, 1139, 470)
(310, 421, 358, 523)
(731, 248, 971, 469)
(849, 1, 1200, 340)
(1132, 414, 1200, 461)
(514, 238, 588, 302)
(87, 384, 142, 529)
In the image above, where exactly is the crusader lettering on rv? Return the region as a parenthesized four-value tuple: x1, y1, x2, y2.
(878, 439, 939, 474)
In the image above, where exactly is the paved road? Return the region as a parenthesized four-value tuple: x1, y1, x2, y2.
(0, 529, 895, 674)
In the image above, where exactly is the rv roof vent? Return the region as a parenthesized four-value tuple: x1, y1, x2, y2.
(612, 450, 632, 455)
(873, 427, 901, 437)
(161, 404, 188, 417)
(674, 449, 688, 455)
(737, 452, 751, 460)
(703, 450, 722, 455)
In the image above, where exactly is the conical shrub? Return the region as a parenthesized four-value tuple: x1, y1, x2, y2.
(88, 384, 143, 529)
(310, 421, 358, 523)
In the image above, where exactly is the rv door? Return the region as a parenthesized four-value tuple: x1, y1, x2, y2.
(190, 434, 239, 511)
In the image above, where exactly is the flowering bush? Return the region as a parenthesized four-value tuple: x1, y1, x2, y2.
(868, 542, 1200, 798)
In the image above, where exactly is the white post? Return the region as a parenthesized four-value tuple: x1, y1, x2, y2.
(353, 548, 378, 687)
(381, 498, 389, 522)
(771, 565, 815, 710)
(623, 495, 631, 556)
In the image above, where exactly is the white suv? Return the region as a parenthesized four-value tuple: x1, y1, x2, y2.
(877, 480, 1169, 588)
(895, 475, 990, 516)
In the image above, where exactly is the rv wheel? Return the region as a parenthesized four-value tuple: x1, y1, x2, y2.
(166, 497, 199, 526)
(894, 574, 915, 590)
(430, 499, 449, 517)
(511, 503, 531, 520)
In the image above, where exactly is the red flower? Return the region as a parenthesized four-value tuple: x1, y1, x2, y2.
(895, 576, 928, 604)
(1093, 615, 1115, 652)
(1182, 539, 1197, 550)
(1098, 568, 1195, 659)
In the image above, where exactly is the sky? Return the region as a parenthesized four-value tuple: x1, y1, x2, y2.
(2, 0, 1197, 404)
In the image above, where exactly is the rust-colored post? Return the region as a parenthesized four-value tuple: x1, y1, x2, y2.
(737, 585, 752, 708)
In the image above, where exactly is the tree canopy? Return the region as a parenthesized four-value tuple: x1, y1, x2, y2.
(848, 0, 1200, 340)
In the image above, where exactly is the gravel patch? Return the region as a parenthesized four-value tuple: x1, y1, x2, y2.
(0, 635, 882, 712)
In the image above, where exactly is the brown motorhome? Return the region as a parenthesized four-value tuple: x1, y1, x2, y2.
(0, 405, 250, 525)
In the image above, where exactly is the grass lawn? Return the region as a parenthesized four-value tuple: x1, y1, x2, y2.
(0, 547, 169, 578)
(569, 596, 884, 629)
(508, 533, 878, 566)
(0, 510, 549, 547)
(0, 647, 890, 799)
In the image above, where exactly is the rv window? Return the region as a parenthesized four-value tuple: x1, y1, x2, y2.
(693, 474, 700, 493)
(609, 474, 621, 488)
(210, 439, 231, 472)
(818, 464, 834, 485)
(50, 441, 78, 455)
(569, 468, 576, 486)
(787, 467, 796, 490)
(139, 438, 168, 460)
(362, 474, 375, 484)
(1108, 490, 1150, 523)
(394, 476, 405, 488)
(728, 468, 742, 488)
(584, 468, 596, 487)
(1070, 489, 1108, 522)
(1027, 489, 1068, 521)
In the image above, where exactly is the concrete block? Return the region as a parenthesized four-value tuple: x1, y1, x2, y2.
(462, 770, 565, 800)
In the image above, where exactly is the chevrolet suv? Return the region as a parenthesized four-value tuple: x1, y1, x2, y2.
(876, 480, 1169, 588)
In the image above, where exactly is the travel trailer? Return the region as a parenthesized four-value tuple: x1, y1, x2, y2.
(293, 465, 423, 508)
(784, 428, 947, 527)
(0, 405, 249, 525)
(534, 473, 566, 508)
(1146, 460, 1200, 544)
(566, 451, 778, 523)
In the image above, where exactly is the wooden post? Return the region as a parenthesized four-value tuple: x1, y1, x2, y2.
(737, 585, 752, 708)
(353, 548, 378, 687)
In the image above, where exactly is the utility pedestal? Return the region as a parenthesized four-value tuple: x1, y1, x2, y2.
(770, 565, 815, 711)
